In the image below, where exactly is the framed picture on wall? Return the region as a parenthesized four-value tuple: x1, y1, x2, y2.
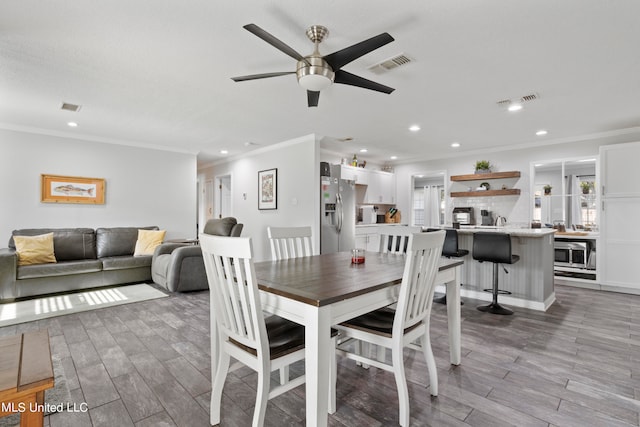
(41, 174, 106, 204)
(258, 168, 277, 210)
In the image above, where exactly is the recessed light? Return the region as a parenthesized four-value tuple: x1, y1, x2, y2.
(451, 142, 460, 148)
(220, 150, 228, 154)
(508, 104, 522, 112)
(536, 130, 548, 136)
(409, 125, 420, 132)
(67, 122, 78, 127)
(359, 148, 368, 153)
(390, 156, 398, 160)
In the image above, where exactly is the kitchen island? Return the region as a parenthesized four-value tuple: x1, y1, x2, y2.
(447, 226, 556, 311)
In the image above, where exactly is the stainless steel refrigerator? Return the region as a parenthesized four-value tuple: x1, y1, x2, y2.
(320, 164, 356, 254)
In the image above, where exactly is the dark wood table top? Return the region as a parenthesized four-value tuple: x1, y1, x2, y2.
(254, 251, 463, 307)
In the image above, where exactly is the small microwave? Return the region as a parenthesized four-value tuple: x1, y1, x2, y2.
(554, 241, 587, 268)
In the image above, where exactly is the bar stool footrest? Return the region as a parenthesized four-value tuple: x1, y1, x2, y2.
(482, 288, 512, 295)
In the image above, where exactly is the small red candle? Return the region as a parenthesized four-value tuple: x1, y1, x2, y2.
(351, 250, 365, 264)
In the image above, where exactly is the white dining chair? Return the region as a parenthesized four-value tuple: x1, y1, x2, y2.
(266, 225, 315, 385)
(378, 226, 423, 254)
(201, 234, 336, 426)
(335, 230, 445, 427)
(267, 226, 314, 260)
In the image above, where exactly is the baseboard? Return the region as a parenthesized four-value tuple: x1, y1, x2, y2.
(555, 279, 640, 295)
(434, 284, 552, 311)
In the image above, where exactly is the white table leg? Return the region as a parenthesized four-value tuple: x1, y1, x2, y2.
(445, 266, 461, 365)
(209, 291, 221, 425)
(304, 305, 331, 427)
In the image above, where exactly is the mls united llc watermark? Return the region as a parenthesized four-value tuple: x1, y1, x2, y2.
(1, 401, 88, 413)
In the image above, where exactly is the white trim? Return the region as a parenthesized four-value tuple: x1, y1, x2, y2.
(436, 285, 555, 311)
(0, 122, 197, 155)
(393, 127, 640, 165)
(203, 134, 317, 167)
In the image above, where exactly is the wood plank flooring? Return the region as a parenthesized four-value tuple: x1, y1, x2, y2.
(0, 283, 638, 426)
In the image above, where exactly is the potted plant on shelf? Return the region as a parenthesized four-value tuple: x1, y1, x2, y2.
(543, 184, 552, 195)
(474, 160, 492, 174)
(580, 181, 592, 194)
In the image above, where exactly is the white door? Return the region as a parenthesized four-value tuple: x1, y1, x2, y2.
(600, 141, 640, 291)
(215, 175, 232, 219)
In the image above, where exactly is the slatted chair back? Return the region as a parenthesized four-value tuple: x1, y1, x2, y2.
(267, 226, 313, 260)
(394, 230, 446, 333)
(201, 234, 337, 426)
(200, 235, 267, 356)
(334, 230, 445, 426)
(378, 226, 422, 254)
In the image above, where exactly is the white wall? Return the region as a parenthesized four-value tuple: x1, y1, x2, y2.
(199, 134, 319, 261)
(393, 138, 613, 227)
(0, 129, 197, 241)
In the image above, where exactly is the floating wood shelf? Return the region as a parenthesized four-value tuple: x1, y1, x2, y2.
(450, 171, 521, 181)
(450, 189, 521, 197)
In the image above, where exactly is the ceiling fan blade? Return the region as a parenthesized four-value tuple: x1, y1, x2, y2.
(307, 90, 320, 107)
(324, 33, 394, 69)
(334, 70, 395, 94)
(231, 71, 295, 82)
(243, 24, 307, 62)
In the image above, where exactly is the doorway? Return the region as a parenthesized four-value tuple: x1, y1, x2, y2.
(215, 174, 232, 219)
(411, 171, 446, 227)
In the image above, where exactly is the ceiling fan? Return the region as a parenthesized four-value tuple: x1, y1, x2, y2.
(231, 24, 395, 107)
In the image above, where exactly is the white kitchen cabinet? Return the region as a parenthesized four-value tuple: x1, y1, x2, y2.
(355, 226, 380, 251)
(340, 165, 369, 185)
(364, 170, 395, 204)
(599, 141, 640, 292)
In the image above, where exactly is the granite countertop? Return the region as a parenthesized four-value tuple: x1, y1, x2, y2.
(454, 226, 556, 237)
(356, 223, 409, 227)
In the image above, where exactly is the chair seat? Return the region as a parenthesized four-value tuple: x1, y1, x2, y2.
(231, 316, 338, 359)
(230, 316, 304, 359)
(340, 307, 421, 338)
(444, 248, 469, 258)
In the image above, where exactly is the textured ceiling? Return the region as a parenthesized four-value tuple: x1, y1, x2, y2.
(1, 0, 640, 167)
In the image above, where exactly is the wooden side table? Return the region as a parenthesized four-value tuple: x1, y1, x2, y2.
(0, 330, 54, 427)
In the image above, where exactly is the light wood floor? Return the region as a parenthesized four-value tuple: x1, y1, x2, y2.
(0, 283, 638, 426)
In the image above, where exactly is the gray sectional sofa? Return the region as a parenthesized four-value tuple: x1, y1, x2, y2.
(151, 217, 243, 292)
(0, 226, 159, 302)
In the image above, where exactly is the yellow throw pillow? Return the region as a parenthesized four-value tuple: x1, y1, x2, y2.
(134, 229, 166, 256)
(13, 233, 57, 266)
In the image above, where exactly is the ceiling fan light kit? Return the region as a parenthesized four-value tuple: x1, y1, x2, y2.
(296, 56, 335, 91)
(232, 23, 395, 107)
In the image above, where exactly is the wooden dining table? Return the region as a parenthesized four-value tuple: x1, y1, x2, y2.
(249, 250, 464, 427)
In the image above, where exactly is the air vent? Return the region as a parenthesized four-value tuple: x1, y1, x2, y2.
(61, 102, 81, 112)
(520, 93, 539, 102)
(368, 53, 413, 74)
(496, 92, 539, 108)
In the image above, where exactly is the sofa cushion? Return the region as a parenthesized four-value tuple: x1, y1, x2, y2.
(96, 226, 158, 258)
(13, 233, 57, 266)
(101, 255, 153, 271)
(10, 228, 97, 261)
(203, 218, 238, 236)
(17, 259, 103, 279)
(133, 229, 166, 256)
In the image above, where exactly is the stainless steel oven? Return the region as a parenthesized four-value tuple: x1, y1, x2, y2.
(554, 241, 587, 268)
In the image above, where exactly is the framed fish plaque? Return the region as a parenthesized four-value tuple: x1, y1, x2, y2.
(41, 174, 106, 204)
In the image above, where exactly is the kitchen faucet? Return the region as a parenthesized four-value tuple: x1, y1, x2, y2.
(495, 216, 507, 227)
